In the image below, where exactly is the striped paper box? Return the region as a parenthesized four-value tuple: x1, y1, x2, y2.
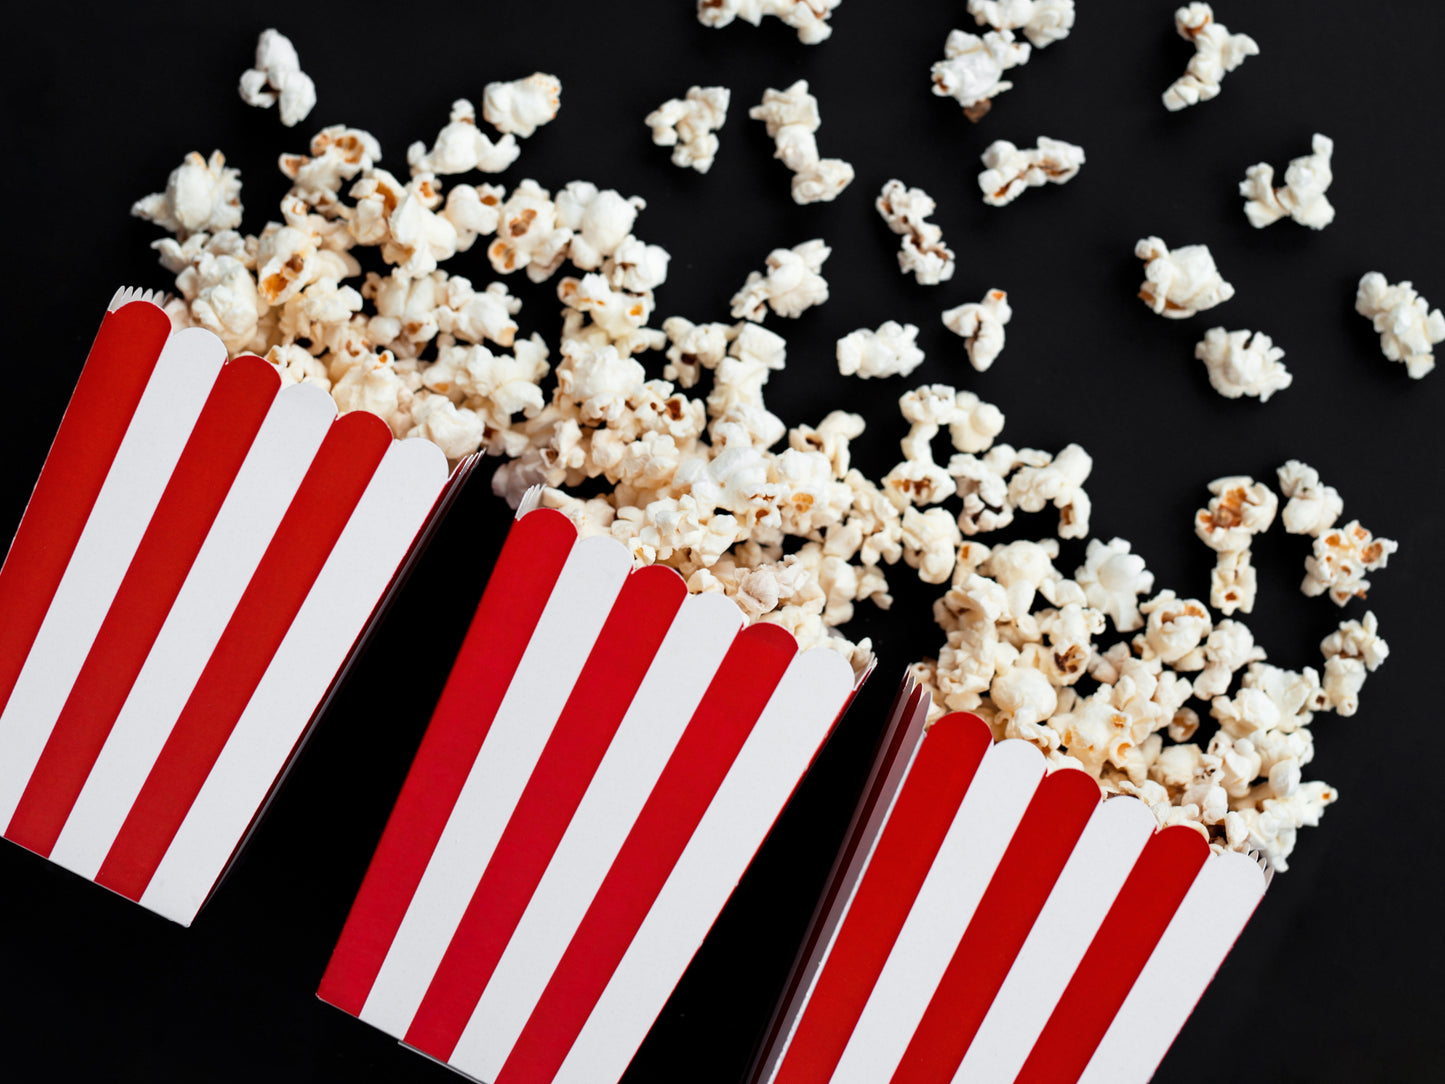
(752, 676, 1271, 1084)
(318, 501, 866, 1083)
(0, 290, 475, 926)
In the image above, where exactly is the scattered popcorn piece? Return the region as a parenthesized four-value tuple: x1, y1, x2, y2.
(696, 0, 842, 45)
(1075, 538, 1155, 632)
(645, 86, 730, 173)
(731, 240, 831, 321)
(1302, 520, 1398, 606)
(1007, 443, 1092, 539)
(1135, 590, 1213, 669)
(1162, 3, 1259, 112)
(749, 81, 854, 204)
(482, 73, 562, 138)
(977, 137, 1084, 206)
(1195, 476, 1278, 553)
(1194, 327, 1292, 402)
(1241, 134, 1335, 230)
(1210, 547, 1257, 615)
(487, 179, 574, 283)
(969, 0, 1075, 48)
(279, 125, 381, 215)
(132, 151, 243, 239)
(1355, 272, 1445, 379)
(238, 29, 316, 128)
(902, 507, 963, 584)
(1136, 236, 1235, 318)
(931, 28, 1032, 121)
(407, 99, 520, 176)
(1277, 460, 1343, 537)
(836, 322, 925, 379)
(875, 180, 955, 285)
(1194, 620, 1266, 698)
(558, 272, 664, 357)
(942, 289, 1012, 371)
(1321, 610, 1390, 682)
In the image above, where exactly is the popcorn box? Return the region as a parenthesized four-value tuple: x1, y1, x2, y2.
(0, 290, 475, 926)
(318, 501, 864, 1083)
(752, 676, 1270, 1084)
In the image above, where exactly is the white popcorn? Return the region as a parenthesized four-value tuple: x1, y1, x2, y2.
(1277, 460, 1343, 537)
(1355, 272, 1445, 379)
(646, 86, 730, 173)
(1210, 547, 1258, 616)
(1162, 4, 1259, 112)
(1241, 134, 1335, 230)
(407, 99, 520, 176)
(977, 137, 1084, 206)
(264, 343, 330, 390)
(487, 179, 573, 283)
(1320, 613, 1388, 713)
(1195, 475, 1278, 553)
(238, 29, 316, 128)
(482, 72, 561, 138)
(730, 240, 831, 321)
(1302, 520, 1398, 606)
(969, 0, 1074, 48)
(1075, 538, 1155, 632)
(1007, 443, 1092, 539)
(1135, 590, 1212, 669)
(279, 126, 381, 214)
(1193, 620, 1266, 699)
(749, 81, 853, 205)
(436, 276, 521, 348)
(696, 0, 842, 45)
(558, 272, 664, 357)
(603, 236, 672, 295)
(405, 394, 486, 461)
(836, 322, 925, 380)
(331, 351, 414, 437)
(555, 182, 645, 271)
(902, 507, 962, 585)
(931, 28, 1032, 121)
(942, 289, 1012, 371)
(950, 391, 1006, 454)
(1136, 236, 1235, 318)
(874, 180, 955, 286)
(132, 151, 243, 239)
(167, 247, 267, 357)
(1194, 327, 1292, 402)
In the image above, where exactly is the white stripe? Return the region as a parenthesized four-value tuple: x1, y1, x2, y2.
(1077, 851, 1265, 1084)
(140, 437, 450, 924)
(953, 795, 1158, 1084)
(50, 383, 331, 880)
(358, 532, 633, 1035)
(0, 328, 224, 830)
(448, 591, 742, 1082)
(831, 738, 1045, 1084)
(757, 681, 931, 1084)
(553, 647, 855, 1084)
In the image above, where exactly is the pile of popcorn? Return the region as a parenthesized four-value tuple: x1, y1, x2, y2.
(122, 12, 1412, 875)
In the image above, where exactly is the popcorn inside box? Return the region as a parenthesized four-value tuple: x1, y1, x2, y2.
(0, 294, 474, 925)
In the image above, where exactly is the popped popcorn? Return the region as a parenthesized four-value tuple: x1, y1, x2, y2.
(645, 86, 730, 173)
(977, 137, 1084, 206)
(407, 100, 520, 176)
(1277, 460, 1343, 537)
(1162, 3, 1259, 112)
(875, 180, 955, 286)
(1355, 272, 1445, 379)
(238, 29, 316, 128)
(487, 179, 573, 283)
(132, 151, 243, 238)
(1074, 538, 1155, 632)
(482, 73, 561, 138)
(1136, 236, 1235, 318)
(1194, 327, 1292, 402)
(730, 240, 831, 321)
(968, 0, 1075, 48)
(1302, 520, 1398, 606)
(835, 322, 925, 380)
(1195, 476, 1278, 553)
(931, 28, 1032, 121)
(942, 289, 1012, 372)
(748, 81, 854, 205)
(1241, 134, 1335, 230)
(695, 0, 842, 45)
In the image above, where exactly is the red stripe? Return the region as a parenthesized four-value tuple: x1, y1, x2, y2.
(495, 622, 798, 1084)
(0, 302, 172, 719)
(403, 565, 687, 1061)
(5, 358, 280, 855)
(771, 712, 993, 1084)
(93, 411, 393, 900)
(317, 509, 579, 1016)
(890, 767, 1101, 1084)
(1013, 824, 1210, 1084)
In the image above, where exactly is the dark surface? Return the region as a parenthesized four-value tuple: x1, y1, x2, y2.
(2, 1, 1442, 1081)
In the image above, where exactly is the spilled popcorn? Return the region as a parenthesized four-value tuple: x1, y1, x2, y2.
(749, 81, 854, 205)
(1163, 3, 1259, 112)
(1355, 272, 1444, 379)
(238, 29, 316, 129)
(1240, 134, 1335, 230)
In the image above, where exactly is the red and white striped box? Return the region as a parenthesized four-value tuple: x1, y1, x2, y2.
(318, 501, 865, 1083)
(0, 290, 474, 926)
(751, 677, 1270, 1084)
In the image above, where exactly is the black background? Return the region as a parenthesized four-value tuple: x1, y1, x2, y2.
(2, 2, 1442, 1081)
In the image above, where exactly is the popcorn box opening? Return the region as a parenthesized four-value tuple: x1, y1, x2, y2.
(0, 291, 476, 926)
(319, 502, 865, 1084)
(752, 675, 1269, 1084)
